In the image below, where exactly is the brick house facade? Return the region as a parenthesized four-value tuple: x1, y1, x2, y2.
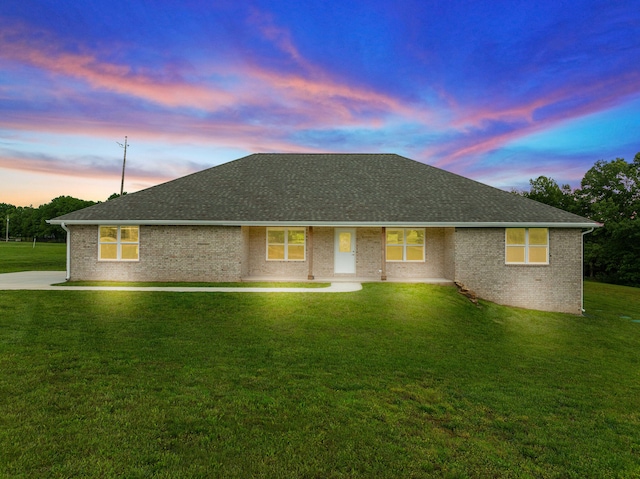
(51, 153, 598, 314)
(65, 223, 585, 313)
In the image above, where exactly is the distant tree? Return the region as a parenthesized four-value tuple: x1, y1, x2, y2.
(38, 196, 97, 240)
(0, 196, 96, 241)
(0, 203, 16, 240)
(107, 192, 127, 201)
(522, 176, 577, 213)
(574, 155, 640, 285)
(10, 206, 38, 240)
(521, 154, 640, 286)
(575, 156, 640, 222)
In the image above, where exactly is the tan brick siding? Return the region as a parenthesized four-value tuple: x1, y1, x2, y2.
(443, 227, 455, 280)
(68, 225, 243, 282)
(67, 225, 583, 314)
(386, 228, 451, 279)
(312, 227, 335, 277)
(246, 227, 309, 278)
(241, 226, 250, 278)
(454, 228, 583, 314)
(245, 226, 454, 280)
(355, 228, 382, 277)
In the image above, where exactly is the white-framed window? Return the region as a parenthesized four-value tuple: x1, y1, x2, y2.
(386, 228, 425, 262)
(99, 225, 139, 261)
(505, 228, 548, 264)
(266, 227, 305, 261)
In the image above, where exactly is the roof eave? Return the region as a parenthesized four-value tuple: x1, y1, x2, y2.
(48, 219, 601, 228)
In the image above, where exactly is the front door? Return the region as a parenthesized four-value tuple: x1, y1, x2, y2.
(334, 229, 356, 274)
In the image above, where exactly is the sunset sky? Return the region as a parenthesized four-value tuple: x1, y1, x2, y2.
(2, 0, 639, 206)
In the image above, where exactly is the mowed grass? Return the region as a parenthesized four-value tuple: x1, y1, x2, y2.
(0, 242, 66, 273)
(1, 283, 640, 478)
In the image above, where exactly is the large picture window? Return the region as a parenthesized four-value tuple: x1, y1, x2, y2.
(267, 228, 305, 261)
(99, 226, 139, 261)
(386, 228, 425, 262)
(505, 228, 548, 264)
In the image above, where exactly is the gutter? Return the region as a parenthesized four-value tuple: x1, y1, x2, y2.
(581, 227, 595, 314)
(48, 219, 601, 229)
(61, 222, 70, 281)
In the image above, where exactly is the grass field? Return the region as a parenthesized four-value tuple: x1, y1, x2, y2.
(1, 282, 639, 478)
(1, 241, 639, 477)
(0, 242, 66, 273)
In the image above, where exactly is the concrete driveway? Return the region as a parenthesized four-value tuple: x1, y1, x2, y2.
(0, 271, 362, 293)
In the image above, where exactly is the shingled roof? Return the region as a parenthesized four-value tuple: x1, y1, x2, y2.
(49, 153, 597, 227)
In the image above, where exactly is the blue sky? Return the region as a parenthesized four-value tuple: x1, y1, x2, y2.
(1, 0, 639, 206)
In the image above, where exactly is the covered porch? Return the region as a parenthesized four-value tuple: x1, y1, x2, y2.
(241, 226, 456, 283)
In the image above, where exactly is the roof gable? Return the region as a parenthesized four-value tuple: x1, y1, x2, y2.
(50, 153, 597, 227)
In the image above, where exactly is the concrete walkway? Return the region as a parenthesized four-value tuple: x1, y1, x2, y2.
(0, 271, 362, 293)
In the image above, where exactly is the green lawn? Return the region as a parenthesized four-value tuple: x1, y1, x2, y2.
(0, 242, 66, 273)
(1, 283, 639, 478)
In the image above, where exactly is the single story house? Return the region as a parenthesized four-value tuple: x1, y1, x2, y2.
(49, 153, 599, 313)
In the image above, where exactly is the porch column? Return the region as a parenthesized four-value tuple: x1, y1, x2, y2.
(307, 226, 314, 280)
(381, 227, 387, 281)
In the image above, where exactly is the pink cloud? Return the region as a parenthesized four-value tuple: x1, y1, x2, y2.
(453, 70, 640, 130)
(0, 33, 238, 111)
(426, 70, 640, 171)
(248, 8, 307, 65)
(243, 11, 435, 126)
(1, 23, 431, 132)
(0, 151, 173, 185)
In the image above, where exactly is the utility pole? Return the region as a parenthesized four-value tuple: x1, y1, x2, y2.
(117, 136, 129, 196)
(5, 216, 8, 242)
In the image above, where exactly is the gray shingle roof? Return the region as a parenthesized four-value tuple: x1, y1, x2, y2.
(49, 153, 597, 227)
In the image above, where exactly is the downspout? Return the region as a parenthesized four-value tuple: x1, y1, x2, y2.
(581, 227, 595, 314)
(61, 222, 71, 281)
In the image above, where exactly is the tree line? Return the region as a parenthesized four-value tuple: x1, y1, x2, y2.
(517, 153, 640, 287)
(0, 194, 129, 242)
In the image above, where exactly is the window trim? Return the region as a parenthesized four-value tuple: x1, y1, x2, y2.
(505, 227, 549, 265)
(98, 225, 140, 262)
(266, 227, 306, 262)
(386, 228, 425, 262)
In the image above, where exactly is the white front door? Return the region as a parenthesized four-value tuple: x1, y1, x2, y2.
(334, 228, 356, 274)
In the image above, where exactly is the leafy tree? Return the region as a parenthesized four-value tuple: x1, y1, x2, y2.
(522, 176, 577, 213)
(10, 207, 38, 240)
(0, 203, 16, 240)
(575, 156, 640, 222)
(107, 192, 127, 200)
(38, 196, 97, 240)
(0, 196, 96, 241)
(521, 154, 640, 286)
(575, 155, 640, 285)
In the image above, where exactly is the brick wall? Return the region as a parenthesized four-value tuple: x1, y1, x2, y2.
(241, 226, 250, 278)
(454, 228, 583, 314)
(312, 227, 334, 277)
(355, 228, 382, 277)
(246, 227, 308, 278)
(386, 228, 452, 279)
(245, 226, 454, 280)
(68, 225, 244, 282)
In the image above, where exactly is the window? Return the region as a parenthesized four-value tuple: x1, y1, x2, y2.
(99, 226, 139, 261)
(267, 228, 305, 261)
(386, 228, 425, 262)
(505, 228, 548, 264)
